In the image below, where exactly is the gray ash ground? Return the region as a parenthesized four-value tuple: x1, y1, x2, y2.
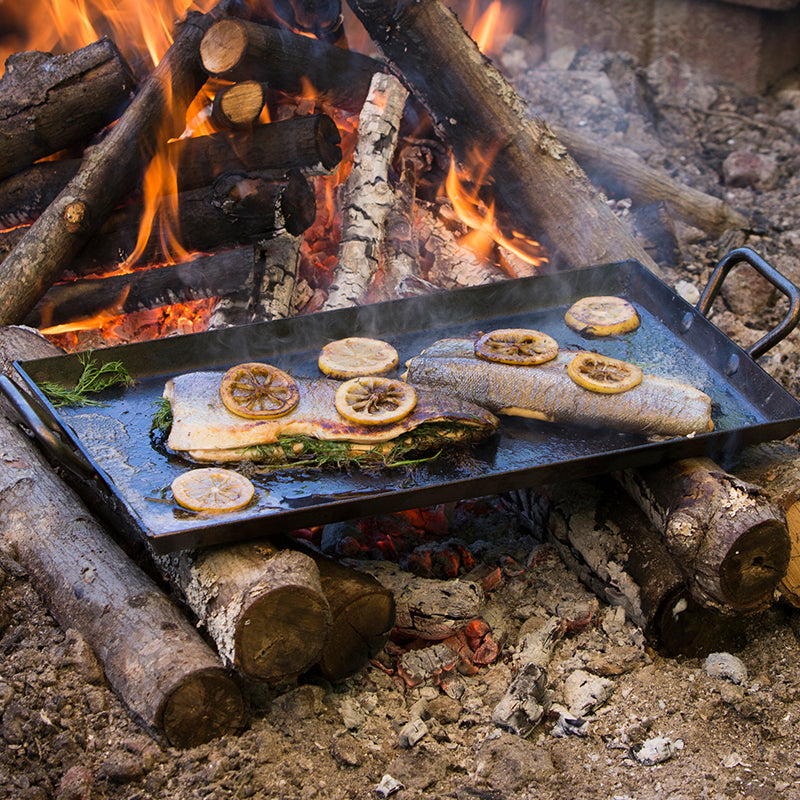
(4, 40, 800, 800)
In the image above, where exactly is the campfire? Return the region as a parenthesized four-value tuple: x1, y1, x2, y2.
(1, 0, 799, 755)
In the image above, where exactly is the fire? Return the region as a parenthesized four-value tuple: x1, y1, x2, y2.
(445, 155, 546, 272)
(464, 0, 520, 56)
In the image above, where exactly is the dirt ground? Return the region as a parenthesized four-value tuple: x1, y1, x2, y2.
(4, 29, 800, 800)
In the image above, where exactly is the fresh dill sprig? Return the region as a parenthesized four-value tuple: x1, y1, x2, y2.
(151, 396, 173, 433)
(39, 351, 134, 408)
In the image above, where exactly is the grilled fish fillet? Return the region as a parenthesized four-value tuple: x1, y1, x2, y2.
(164, 370, 499, 462)
(403, 338, 713, 437)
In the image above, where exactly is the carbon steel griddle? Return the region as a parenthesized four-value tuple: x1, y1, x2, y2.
(6, 249, 800, 553)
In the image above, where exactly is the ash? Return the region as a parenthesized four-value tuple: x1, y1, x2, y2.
(4, 39, 800, 800)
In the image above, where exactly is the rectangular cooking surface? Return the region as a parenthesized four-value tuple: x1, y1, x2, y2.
(15, 261, 800, 552)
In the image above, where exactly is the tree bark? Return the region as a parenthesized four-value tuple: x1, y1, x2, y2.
(0, 0, 245, 326)
(616, 457, 790, 612)
(156, 540, 333, 683)
(544, 480, 745, 657)
(345, 0, 662, 275)
(200, 17, 385, 112)
(323, 72, 408, 310)
(0, 38, 136, 180)
(0, 326, 247, 747)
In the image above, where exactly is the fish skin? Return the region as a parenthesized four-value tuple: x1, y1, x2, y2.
(403, 338, 713, 437)
(164, 370, 498, 461)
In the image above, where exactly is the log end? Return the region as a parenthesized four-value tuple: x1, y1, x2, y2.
(234, 586, 332, 683)
(200, 18, 248, 76)
(719, 518, 791, 611)
(317, 586, 396, 682)
(158, 667, 247, 748)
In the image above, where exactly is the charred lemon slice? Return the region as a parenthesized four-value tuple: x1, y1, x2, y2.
(474, 328, 559, 366)
(564, 296, 640, 336)
(220, 362, 300, 419)
(335, 376, 417, 425)
(318, 337, 399, 380)
(567, 352, 643, 394)
(172, 468, 255, 512)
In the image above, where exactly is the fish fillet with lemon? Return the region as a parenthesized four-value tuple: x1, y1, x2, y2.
(403, 337, 714, 438)
(162, 368, 499, 465)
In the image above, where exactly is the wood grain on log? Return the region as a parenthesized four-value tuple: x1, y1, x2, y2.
(346, 0, 662, 275)
(200, 17, 384, 112)
(0, 326, 247, 747)
(157, 540, 332, 683)
(0, 0, 245, 326)
(0, 38, 135, 181)
(323, 72, 408, 310)
(211, 80, 266, 128)
(545, 480, 744, 656)
(731, 442, 800, 606)
(617, 457, 790, 612)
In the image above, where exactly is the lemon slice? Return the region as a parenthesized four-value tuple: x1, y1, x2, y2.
(318, 337, 399, 380)
(474, 328, 559, 366)
(567, 352, 643, 394)
(334, 376, 417, 425)
(220, 362, 300, 419)
(564, 296, 640, 336)
(172, 468, 255, 512)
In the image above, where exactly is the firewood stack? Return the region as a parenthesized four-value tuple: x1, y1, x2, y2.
(0, 0, 798, 748)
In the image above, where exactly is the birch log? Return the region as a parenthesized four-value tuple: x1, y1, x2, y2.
(323, 72, 408, 310)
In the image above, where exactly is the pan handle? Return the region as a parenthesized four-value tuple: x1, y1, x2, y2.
(0, 375, 96, 479)
(696, 247, 800, 359)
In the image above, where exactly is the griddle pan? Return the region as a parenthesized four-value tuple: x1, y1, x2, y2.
(5, 248, 800, 553)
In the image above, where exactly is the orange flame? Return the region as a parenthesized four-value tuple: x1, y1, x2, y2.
(445, 155, 545, 270)
(465, 0, 519, 55)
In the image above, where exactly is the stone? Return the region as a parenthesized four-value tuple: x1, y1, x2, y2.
(722, 150, 779, 189)
(705, 652, 749, 685)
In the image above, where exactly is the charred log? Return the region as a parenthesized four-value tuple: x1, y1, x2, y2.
(543, 480, 745, 657)
(0, 0, 246, 326)
(0, 114, 340, 229)
(0, 326, 247, 747)
(345, 0, 661, 275)
(616, 457, 790, 613)
(200, 17, 384, 112)
(24, 248, 259, 329)
(0, 38, 136, 181)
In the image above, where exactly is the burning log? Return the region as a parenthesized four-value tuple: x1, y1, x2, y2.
(541, 480, 745, 657)
(0, 0, 246, 326)
(345, 0, 662, 275)
(0, 114, 341, 228)
(616, 457, 790, 613)
(155, 540, 333, 683)
(211, 80, 266, 128)
(7, 171, 315, 277)
(0, 38, 136, 182)
(24, 248, 260, 330)
(550, 124, 749, 236)
(731, 443, 800, 606)
(0, 326, 247, 747)
(199, 17, 385, 113)
(323, 72, 408, 310)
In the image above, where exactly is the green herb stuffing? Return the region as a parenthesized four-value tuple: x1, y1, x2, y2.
(151, 396, 173, 433)
(244, 422, 484, 471)
(40, 352, 134, 407)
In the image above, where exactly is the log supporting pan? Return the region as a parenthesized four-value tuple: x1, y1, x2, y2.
(5, 248, 800, 553)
